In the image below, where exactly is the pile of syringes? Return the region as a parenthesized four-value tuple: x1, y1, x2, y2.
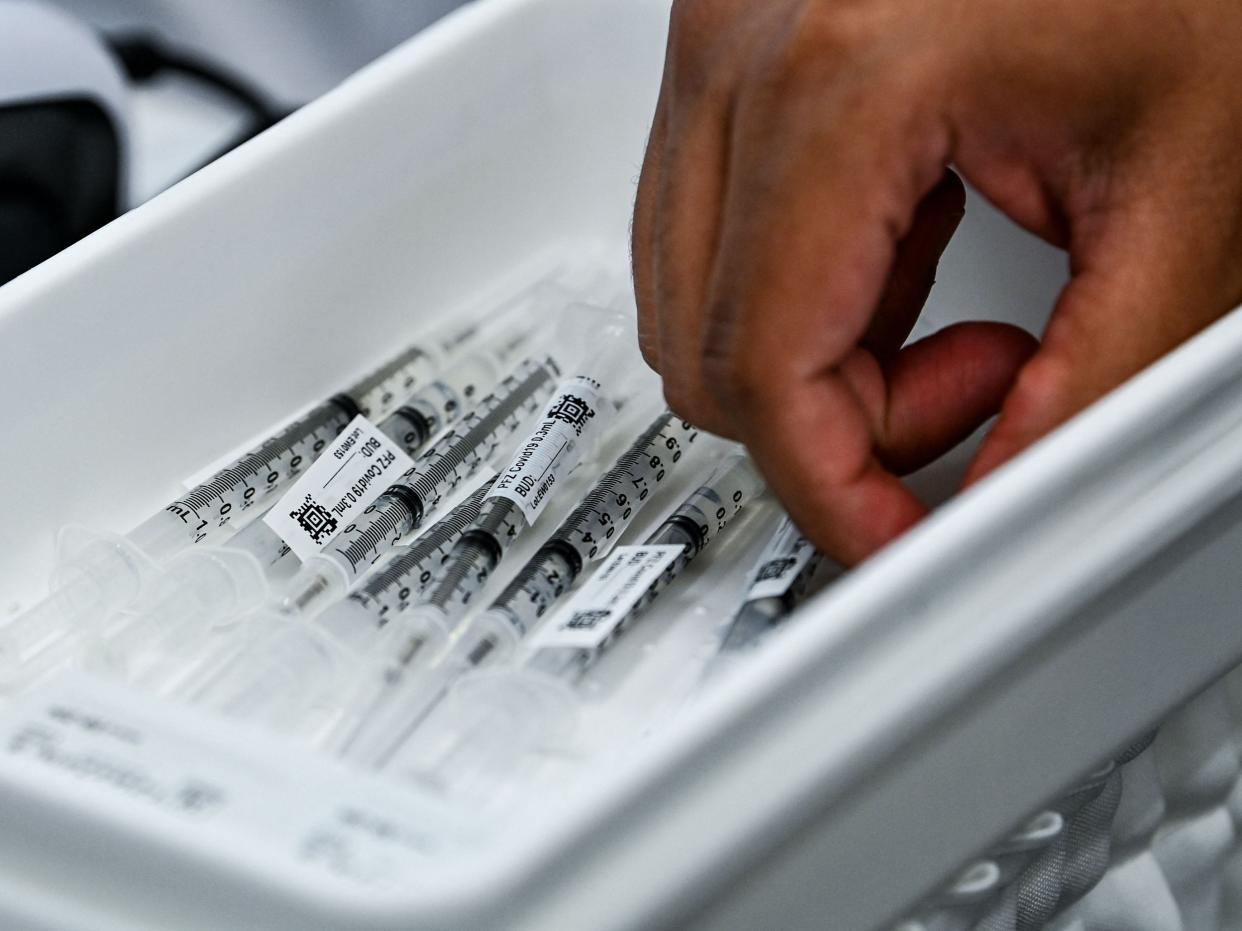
(0, 268, 837, 810)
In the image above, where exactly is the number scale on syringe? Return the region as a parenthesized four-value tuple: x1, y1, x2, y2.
(342, 480, 496, 623)
(155, 343, 439, 550)
(492, 413, 699, 636)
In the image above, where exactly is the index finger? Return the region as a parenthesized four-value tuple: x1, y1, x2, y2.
(700, 52, 954, 560)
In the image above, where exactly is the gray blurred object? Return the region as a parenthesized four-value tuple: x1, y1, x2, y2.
(57, 0, 471, 198)
(52, 0, 473, 107)
(0, 0, 470, 280)
(0, 0, 129, 282)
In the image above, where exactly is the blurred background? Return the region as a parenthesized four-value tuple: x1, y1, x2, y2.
(0, 0, 469, 285)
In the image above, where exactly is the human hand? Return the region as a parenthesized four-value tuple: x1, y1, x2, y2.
(632, 0, 1242, 564)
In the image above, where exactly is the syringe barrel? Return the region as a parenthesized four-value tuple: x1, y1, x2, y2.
(226, 519, 299, 578)
(314, 494, 420, 588)
(415, 528, 502, 623)
(468, 346, 633, 562)
(378, 351, 500, 456)
(524, 453, 763, 683)
(656, 453, 764, 557)
(340, 342, 441, 421)
(343, 479, 493, 623)
(598, 456, 760, 638)
(487, 543, 579, 639)
(144, 399, 354, 556)
(401, 346, 639, 644)
(141, 319, 480, 558)
(312, 357, 558, 588)
(718, 516, 824, 656)
(718, 598, 788, 655)
(548, 410, 700, 567)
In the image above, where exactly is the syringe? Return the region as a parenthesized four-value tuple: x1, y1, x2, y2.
(362, 342, 638, 676)
(270, 355, 563, 615)
(337, 411, 701, 766)
(317, 479, 498, 647)
(709, 516, 825, 668)
(383, 453, 763, 791)
(0, 354, 554, 694)
(517, 452, 762, 681)
(0, 315, 483, 685)
(138, 319, 477, 556)
(76, 347, 512, 682)
(475, 411, 701, 646)
(191, 481, 497, 729)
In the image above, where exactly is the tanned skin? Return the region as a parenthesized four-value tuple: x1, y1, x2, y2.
(633, 0, 1242, 564)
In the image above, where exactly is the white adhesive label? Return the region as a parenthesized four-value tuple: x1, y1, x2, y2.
(264, 415, 415, 562)
(746, 518, 818, 600)
(490, 376, 608, 525)
(0, 675, 470, 890)
(534, 544, 685, 650)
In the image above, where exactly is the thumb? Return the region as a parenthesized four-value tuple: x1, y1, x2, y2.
(964, 196, 1242, 485)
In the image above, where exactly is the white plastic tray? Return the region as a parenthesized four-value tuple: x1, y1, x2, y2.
(2, 1, 1241, 929)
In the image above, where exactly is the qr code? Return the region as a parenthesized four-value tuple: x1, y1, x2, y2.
(290, 495, 338, 543)
(548, 394, 596, 436)
(756, 557, 796, 583)
(566, 609, 611, 630)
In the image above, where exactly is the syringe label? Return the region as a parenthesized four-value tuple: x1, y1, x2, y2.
(532, 544, 685, 650)
(489, 376, 608, 525)
(746, 518, 819, 601)
(264, 416, 416, 562)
